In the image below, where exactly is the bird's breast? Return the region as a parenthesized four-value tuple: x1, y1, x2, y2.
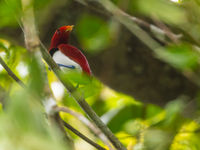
(52, 50, 82, 72)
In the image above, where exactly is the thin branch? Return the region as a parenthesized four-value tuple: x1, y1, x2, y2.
(20, 0, 125, 149)
(0, 56, 25, 87)
(75, 0, 200, 87)
(55, 106, 114, 150)
(152, 17, 180, 44)
(0, 55, 107, 150)
(74, 0, 181, 44)
(40, 17, 126, 150)
(62, 120, 106, 150)
(20, 0, 74, 148)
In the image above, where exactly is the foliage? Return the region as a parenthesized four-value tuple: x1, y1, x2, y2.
(0, 0, 200, 150)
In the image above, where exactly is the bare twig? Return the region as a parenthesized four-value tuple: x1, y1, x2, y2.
(0, 56, 25, 87)
(62, 120, 106, 150)
(55, 106, 114, 150)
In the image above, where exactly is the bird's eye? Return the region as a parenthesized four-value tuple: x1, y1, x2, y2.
(57, 29, 60, 34)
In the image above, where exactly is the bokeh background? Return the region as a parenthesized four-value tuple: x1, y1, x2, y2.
(1, 0, 200, 150)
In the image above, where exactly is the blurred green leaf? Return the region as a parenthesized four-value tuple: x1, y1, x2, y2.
(34, 0, 52, 10)
(135, 0, 185, 24)
(28, 55, 45, 97)
(170, 121, 200, 150)
(0, 0, 21, 28)
(144, 129, 172, 150)
(6, 90, 46, 133)
(105, 104, 143, 133)
(0, 103, 2, 113)
(124, 119, 146, 136)
(78, 78, 102, 98)
(62, 71, 92, 85)
(145, 104, 163, 119)
(0, 89, 69, 150)
(76, 14, 111, 53)
(162, 97, 187, 127)
(157, 44, 199, 70)
(61, 71, 102, 98)
(0, 72, 12, 89)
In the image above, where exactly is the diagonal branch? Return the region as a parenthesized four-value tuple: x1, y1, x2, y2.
(75, 0, 200, 86)
(75, 0, 181, 44)
(0, 55, 107, 150)
(20, 0, 126, 149)
(62, 120, 106, 150)
(20, 0, 74, 148)
(0, 56, 25, 87)
(55, 106, 114, 150)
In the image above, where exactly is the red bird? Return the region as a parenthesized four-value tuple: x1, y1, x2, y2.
(49, 25, 92, 75)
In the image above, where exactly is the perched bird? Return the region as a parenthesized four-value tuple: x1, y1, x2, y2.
(49, 25, 92, 76)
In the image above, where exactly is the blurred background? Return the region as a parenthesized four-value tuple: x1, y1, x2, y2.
(1, 0, 200, 150)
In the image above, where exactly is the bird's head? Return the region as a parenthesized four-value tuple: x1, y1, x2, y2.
(49, 25, 74, 50)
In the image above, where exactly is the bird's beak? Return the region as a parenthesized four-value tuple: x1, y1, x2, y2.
(65, 25, 74, 31)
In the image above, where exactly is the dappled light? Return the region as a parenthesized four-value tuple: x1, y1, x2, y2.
(0, 0, 200, 150)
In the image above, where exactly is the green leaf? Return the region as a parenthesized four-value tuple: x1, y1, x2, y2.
(6, 90, 46, 133)
(34, 0, 52, 9)
(145, 104, 163, 119)
(144, 129, 172, 150)
(0, 0, 21, 28)
(105, 104, 143, 133)
(62, 71, 92, 85)
(157, 44, 199, 70)
(76, 14, 111, 53)
(0, 89, 69, 150)
(170, 121, 200, 150)
(28, 55, 45, 97)
(135, 0, 185, 24)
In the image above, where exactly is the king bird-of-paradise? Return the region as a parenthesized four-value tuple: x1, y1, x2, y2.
(49, 25, 92, 76)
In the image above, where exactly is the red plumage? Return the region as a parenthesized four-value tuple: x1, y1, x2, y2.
(58, 44, 92, 75)
(49, 25, 92, 76)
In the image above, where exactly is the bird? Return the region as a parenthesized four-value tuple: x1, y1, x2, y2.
(49, 25, 92, 76)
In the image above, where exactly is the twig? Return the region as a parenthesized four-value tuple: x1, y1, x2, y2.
(75, 0, 160, 50)
(40, 21, 126, 150)
(55, 106, 114, 150)
(62, 120, 106, 150)
(74, 0, 181, 44)
(152, 17, 180, 44)
(20, 0, 74, 148)
(0, 56, 25, 87)
(20, 0, 125, 149)
(75, 0, 200, 86)
(0, 55, 107, 150)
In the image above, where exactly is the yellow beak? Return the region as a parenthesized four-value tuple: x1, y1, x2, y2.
(65, 25, 74, 31)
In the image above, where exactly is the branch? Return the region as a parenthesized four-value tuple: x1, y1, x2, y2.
(0, 56, 25, 87)
(20, 0, 126, 149)
(20, 0, 74, 148)
(40, 44, 126, 149)
(0, 55, 106, 150)
(62, 120, 106, 150)
(75, 0, 181, 44)
(55, 106, 114, 150)
(75, 0, 200, 86)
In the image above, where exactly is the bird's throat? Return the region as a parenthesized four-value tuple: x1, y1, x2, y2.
(49, 48, 59, 57)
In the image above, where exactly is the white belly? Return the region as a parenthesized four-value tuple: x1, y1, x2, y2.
(52, 51, 82, 72)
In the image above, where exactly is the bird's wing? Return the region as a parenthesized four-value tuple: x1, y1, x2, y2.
(58, 44, 92, 75)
